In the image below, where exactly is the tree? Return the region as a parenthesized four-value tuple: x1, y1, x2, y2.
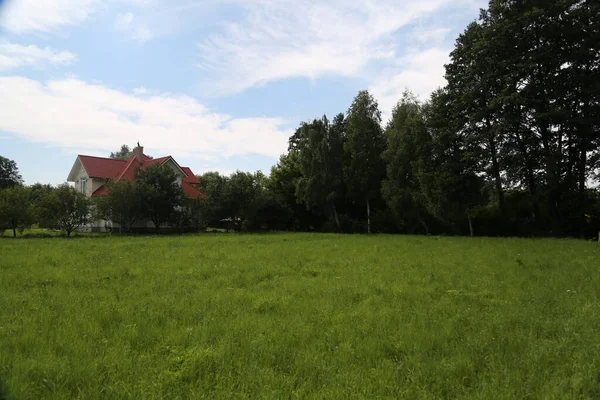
(382, 91, 432, 234)
(38, 184, 90, 237)
(94, 180, 142, 233)
(445, 20, 507, 220)
(344, 90, 387, 233)
(0, 185, 33, 237)
(421, 89, 487, 236)
(441, 0, 600, 237)
(0, 156, 23, 189)
(222, 171, 264, 231)
(110, 145, 134, 159)
(134, 164, 184, 232)
(196, 171, 229, 228)
(295, 114, 346, 231)
(267, 152, 319, 231)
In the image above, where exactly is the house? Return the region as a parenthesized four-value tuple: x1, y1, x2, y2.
(67, 145, 205, 232)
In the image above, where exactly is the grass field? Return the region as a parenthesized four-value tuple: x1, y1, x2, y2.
(1, 233, 599, 399)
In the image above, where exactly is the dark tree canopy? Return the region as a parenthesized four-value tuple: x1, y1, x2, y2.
(344, 90, 386, 233)
(134, 164, 184, 231)
(0, 185, 33, 237)
(94, 180, 142, 233)
(110, 145, 134, 159)
(0, 156, 23, 189)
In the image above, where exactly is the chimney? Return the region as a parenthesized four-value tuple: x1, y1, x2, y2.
(134, 145, 144, 162)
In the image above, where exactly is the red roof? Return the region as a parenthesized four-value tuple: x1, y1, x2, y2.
(79, 156, 127, 179)
(181, 167, 200, 184)
(78, 153, 205, 199)
(183, 180, 206, 199)
(92, 186, 109, 196)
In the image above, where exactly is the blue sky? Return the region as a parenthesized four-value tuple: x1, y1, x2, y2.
(0, 0, 486, 185)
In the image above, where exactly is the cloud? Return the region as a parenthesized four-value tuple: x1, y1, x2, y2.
(0, 0, 154, 35)
(133, 87, 148, 94)
(0, 0, 98, 33)
(115, 12, 134, 29)
(196, 0, 476, 96)
(369, 47, 451, 122)
(0, 41, 77, 70)
(0, 76, 291, 161)
(114, 11, 153, 42)
(192, 167, 237, 177)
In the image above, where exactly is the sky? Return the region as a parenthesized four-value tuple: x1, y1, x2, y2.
(0, 0, 486, 185)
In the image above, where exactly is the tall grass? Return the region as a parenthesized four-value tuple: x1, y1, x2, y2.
(1, 234, 599, 399)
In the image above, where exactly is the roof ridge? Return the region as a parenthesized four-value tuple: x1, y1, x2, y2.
(115, 155, 139, 181)
(79, 154, 127, 162)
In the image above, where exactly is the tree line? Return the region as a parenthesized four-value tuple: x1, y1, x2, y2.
(198, 0, 600, 237)
(1, 0, 598, 238)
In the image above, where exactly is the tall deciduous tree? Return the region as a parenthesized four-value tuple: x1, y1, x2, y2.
(421, 89, 487, 236)
(295, 114, 346, 231)
(445, 21, 507, 219)
(344, 90, 386, 233)
(382, 91, 432, 234)
(0, 156, 23, 189)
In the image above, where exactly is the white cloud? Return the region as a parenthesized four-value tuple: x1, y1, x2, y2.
(115, 12, 134, 29)
(114, 11, 153, 42)
(0, 0, 98, 33)
(0, 41, 77, 70)
(0, 76, 291, 160)
(133, 87, 148, 94)
(196, 0, 474, 96)
(192, 167, 237, 177)
(0, 0, 155, 34)
(370, 47, 451, 123)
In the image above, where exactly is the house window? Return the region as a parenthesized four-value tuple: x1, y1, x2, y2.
(80, 178, 88, 194)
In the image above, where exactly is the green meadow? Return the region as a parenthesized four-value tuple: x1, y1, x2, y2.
(1, 233, 599, 399)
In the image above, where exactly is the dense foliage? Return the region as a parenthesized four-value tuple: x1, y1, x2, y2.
(109, 144, 134, 159)
(0, 155, 23, 189)
(197, 0, 599, 237)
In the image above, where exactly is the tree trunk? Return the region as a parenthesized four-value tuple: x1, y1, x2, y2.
(485, 119, 505, 217)
(514, 131, 540, 221)
(418, 214, 429, 235)
(12, 227, 16, 237)
(578, 147, 587, 238)
(366, 198, 371, 234)
(332, 203, 341, 232)
(489, 135, 505, 217)
(467, 213, 474, 237)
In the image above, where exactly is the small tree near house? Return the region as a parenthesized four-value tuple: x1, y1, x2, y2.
(38, 184, 90, 237)
(0, 185, 34, 237)
(94, 180, 142, 233)
(134, 164, 184, 232)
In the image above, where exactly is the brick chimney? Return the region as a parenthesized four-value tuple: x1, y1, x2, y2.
(134, 145, 144, 162)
